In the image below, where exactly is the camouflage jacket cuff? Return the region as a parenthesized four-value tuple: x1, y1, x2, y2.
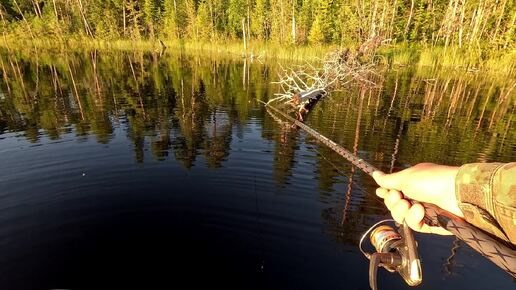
(455, 163, 511, 242)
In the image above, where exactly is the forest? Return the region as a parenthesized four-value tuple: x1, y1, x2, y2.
(0, 0, 514, 51)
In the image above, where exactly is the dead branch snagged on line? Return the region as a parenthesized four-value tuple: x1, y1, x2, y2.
(269, 40, 386, 120)
(270, 49, 382, 104)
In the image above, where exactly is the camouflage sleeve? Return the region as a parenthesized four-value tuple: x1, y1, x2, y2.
(455, 163, 516, 244)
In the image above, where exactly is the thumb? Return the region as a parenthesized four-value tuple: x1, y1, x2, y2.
(372, 170, 405, 191)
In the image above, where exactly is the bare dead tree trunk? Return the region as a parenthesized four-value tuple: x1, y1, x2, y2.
(50, 0, 65, 40)
(370, 0, 378, 39)
(379, 0, 387, 38)
(405, 0, 415, 35)
(52, 0, 59, 20)
(468, 1, 481, 45)
(389, 0, 398, 41)
(458, 0, 465, 47)
(12, 0, 35, 40)
(247, 0, 251, 42)
(76, 0, 94, 38)
(123, 0, 127, 37)
(492, 0, 508, 42)
(242, 18, 247, 54)
(31, 1, 39, 16)
(355, 0, 363, 41)
(32, 0, 43, 17)
(477, 7, 491, 45)
(444, 0, 459, 47)
(438, 0, 459, 47)
(291, 0, 296, 44)
(430, 0, 437, 44)
(470, 1, 490, 43)
(448, 0, 460, 47)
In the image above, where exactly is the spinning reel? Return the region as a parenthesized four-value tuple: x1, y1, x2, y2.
(360, 220, 422, 290)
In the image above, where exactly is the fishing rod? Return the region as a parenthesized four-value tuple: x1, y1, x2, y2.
(264, 103, 516, 289)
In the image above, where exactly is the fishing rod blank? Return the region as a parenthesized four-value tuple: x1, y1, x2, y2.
(264, 103, 516, 282)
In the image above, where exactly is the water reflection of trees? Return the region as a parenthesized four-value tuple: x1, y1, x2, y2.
(0, 49, 267, 168)
(0, 49, 514, 251)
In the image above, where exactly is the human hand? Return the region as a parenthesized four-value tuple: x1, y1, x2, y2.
(372, 163, 463, 235)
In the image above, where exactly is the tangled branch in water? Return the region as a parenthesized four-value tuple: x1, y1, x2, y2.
(268, 44, 384, 106)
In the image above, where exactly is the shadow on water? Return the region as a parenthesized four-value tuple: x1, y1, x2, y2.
(0, 48, 514, 290)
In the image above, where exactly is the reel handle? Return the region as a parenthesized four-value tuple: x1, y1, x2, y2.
(397, 222, 423, 286)
(369, 252, 402, 290)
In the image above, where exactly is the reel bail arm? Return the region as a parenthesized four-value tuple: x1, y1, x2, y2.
(361, 221, 422, 290)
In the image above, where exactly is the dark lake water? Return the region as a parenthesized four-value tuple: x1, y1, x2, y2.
(0, 49, 514, 290)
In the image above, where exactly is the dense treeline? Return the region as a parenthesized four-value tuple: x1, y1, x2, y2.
(0, 0, 514, 49)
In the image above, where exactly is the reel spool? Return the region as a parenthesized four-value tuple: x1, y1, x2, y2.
(360, 220, 422, 290)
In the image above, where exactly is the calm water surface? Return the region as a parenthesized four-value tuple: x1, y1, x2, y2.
(0, 50, 514, 290)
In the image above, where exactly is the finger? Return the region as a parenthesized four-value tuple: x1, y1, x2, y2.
(406, 204, 452, 235)
(372, 170, 406, 191)
(376, 187, 388, 199)
(385, 190, 402, 211)
(405, 203, 426, 232)
(391, 199, 410, 224)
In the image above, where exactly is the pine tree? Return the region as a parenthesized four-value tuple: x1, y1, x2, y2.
(337, 4, 360, 45)
(183, 0, 197, 39)
(308, 16, 324, 44)
(163, 0, 179, 39)
(308, 0, 333, 44)
(252, 0, 270, 40)
(227, 0, 248, 38)
(269, 0, 291, 42)
(143, 0, 161, 39)
(299, 0, 315, 44)
(195, 0, 213, 40)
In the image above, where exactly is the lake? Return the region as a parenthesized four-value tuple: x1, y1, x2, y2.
(0, 49, 514, 290)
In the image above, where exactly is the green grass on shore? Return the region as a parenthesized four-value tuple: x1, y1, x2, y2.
(381, 45, 516, 76)
(2, 36, 515, 76)
(1, 36, 336, 61)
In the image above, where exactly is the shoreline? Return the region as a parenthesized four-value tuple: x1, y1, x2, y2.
(1, 37, 515, 76)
